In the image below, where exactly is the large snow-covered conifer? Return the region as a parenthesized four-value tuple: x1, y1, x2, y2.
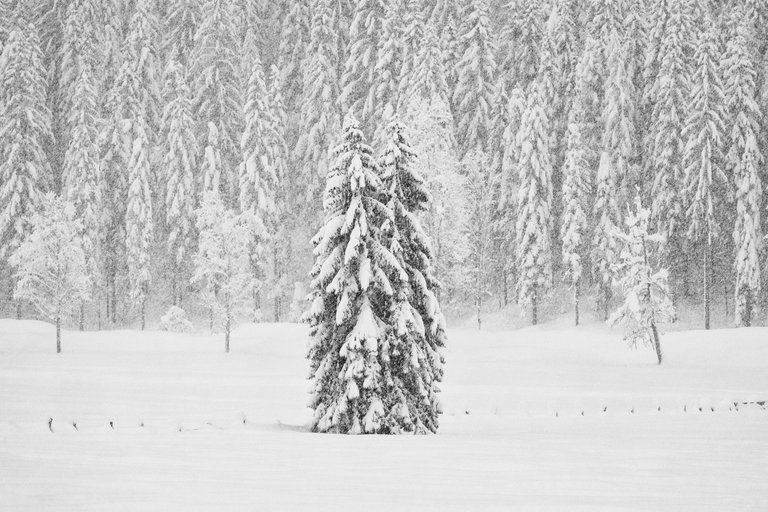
(681, 24, 727, 329)
(379, 120, 445, 433)
(305, 116, 402, 434)
(515, 76, 553, 325)
(161, 59, 198, 305)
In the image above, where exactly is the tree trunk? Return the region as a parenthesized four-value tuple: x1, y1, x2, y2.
(56, 315, 61, 354)
(172, 275, 178, 307)
(502, 270, 508, 306)
(531, 287, 538, 326)
(225, 307, 231, 353)
(16, 301, 21, 320)
(704, 242, 711, 330)
(574, 283, 580, 327)
(651, 321, 662, 365)
(476, 295, 482, 330)
(79, 302, 85, 331)
(744, 289, 752, 327)
(140, 295, 146, 331)
(110, 281, 117, 324)
(603, 286, 610, 322)
(210, 306, 214, 332)
(724, 281, 729, 321)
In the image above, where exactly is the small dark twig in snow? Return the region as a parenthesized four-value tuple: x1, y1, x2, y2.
(48, 418, 53, 432)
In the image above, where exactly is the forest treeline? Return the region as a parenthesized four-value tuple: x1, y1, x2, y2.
(0, 0, 767, 328)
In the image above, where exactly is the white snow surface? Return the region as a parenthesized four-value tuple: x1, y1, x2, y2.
(1, 319, 767, 511)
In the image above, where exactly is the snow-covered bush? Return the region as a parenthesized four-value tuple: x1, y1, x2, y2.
(609, 196, 676, 365)
(10, 194, 91, 353)
(159, 306, 193, 333)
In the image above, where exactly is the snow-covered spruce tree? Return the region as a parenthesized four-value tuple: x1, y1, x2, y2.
(296, 0, 342, 204)
(724, 14, 763, 327)
(498, 0, 544, 93)
(10, 194, 91, 353)
(602, 29, 638, 201)
(305, 116, 403, 434)
(0, 16, 53, 318)
(395, 1, 427, 115)
(732, 132, 762, 327)
(239, 45, 276, 322)
(515, 76, 553, 325)
(161, 58, 198, 306)
(164, 0, 200, 64)
(609, 196, 676, 366)
(62, 61, 101, 331)
(193, 192, 254, 352)
(681, 24, 727, 330)
(339, 0, 386, 131)
(276, 1, 311, 113)
(592, 152, 621, 321)
(452, 0, 496, 157)
(191, 0, 242, 205)
(266, 64, 292, 321)
(368, 0, 405, 147)
(560, 95, 593, 326)
(379, 120, 446, 433)
(201, 122, 223, 197)
(126, 120, 154, 331)
(115, 0, 160, 329)
(647, 0, 691, 293)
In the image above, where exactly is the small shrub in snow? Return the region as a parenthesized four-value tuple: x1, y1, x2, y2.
(609, 196, 676, 365)
(159, 306, 193, 333)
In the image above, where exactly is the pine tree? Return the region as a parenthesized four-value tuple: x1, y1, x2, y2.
(164, 0, 200, 63)
(305, 116, 402, 434)
(368, 0, 405, 146)
(119, 0, 160, 330)
(379, 120, 445, 433)
(126, 120, 154, 331)
(592, 152, 621, 320)
(191, 0, 242, 205)
(515, 77, 553, 325)
(296, 0, 342, 204)
(161, 58, 198, 305)
(239, 44, 276, 322)
(610, 196, 676, 366)
(602, 30, 637, 200)
(276, 1, 311, 113)
(201, 122, 223, 197)
(10, 194, 91, 353)
(682, 25, 727, 330)
(452, 0, 497, 156)
(559, 37, 601, 324)
(0, 16, 53, 304)
(403, 20, 450, 111)
(723, 13, 763, 327)
(339, 0, 386, 128)
(498, 0, 544, 92)
(647, 0, 690, 292)
(62, 62, 101, 330)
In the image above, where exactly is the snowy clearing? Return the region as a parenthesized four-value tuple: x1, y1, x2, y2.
(1, 319, 767, 511)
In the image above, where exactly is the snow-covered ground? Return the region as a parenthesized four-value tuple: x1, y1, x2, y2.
(1, 319, 767, 511)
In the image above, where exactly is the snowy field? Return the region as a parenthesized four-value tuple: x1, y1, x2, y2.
(1, 318, 767, 511)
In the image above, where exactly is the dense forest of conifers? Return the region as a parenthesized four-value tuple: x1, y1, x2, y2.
(0, 0, 767, 329)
